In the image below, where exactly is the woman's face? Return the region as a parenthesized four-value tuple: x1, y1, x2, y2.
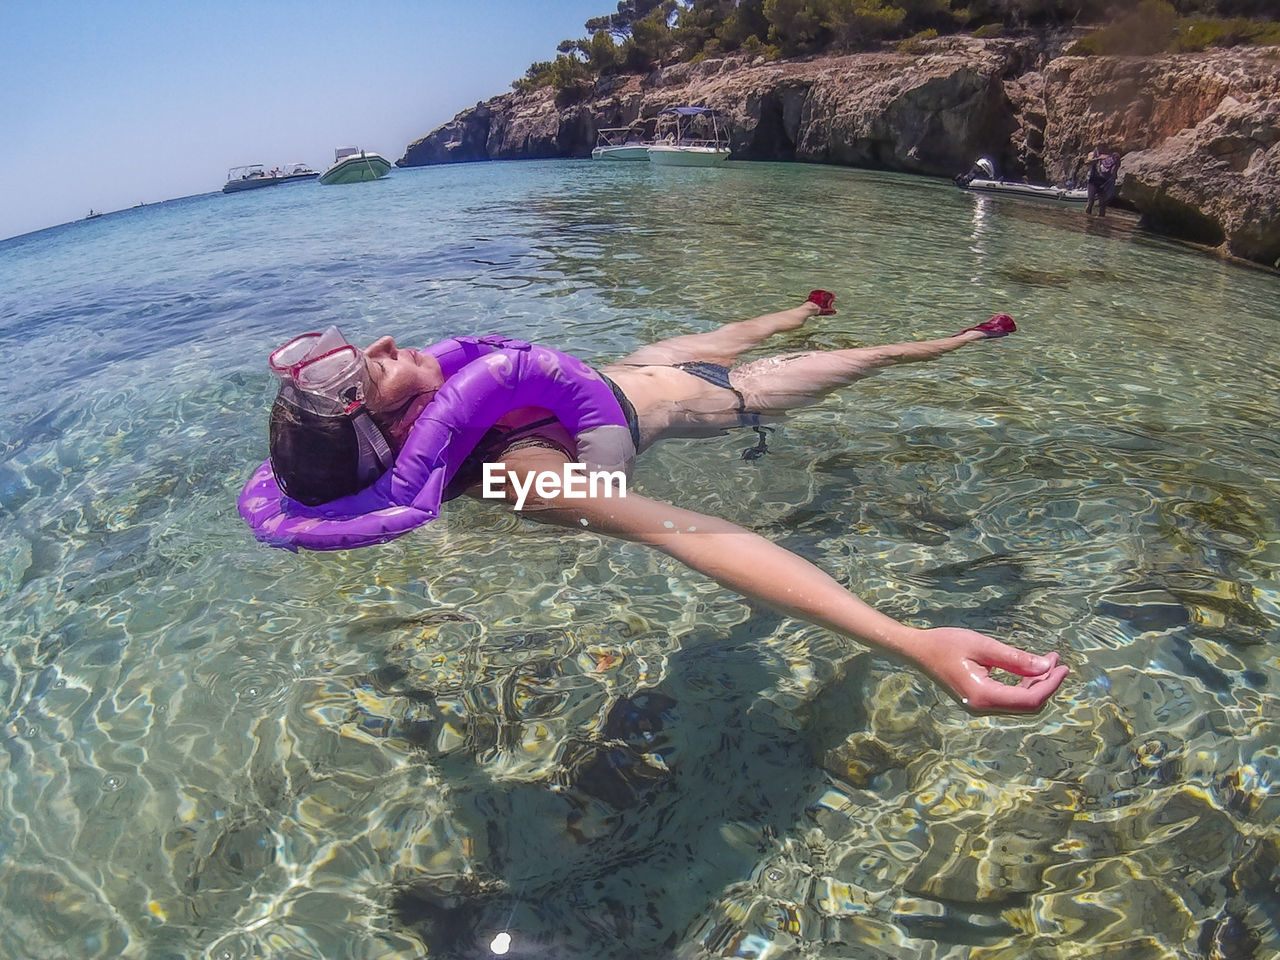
(362, 337, 444, 445)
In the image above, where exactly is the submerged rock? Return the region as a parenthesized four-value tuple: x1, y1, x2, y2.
(901, 779, 1078, 905)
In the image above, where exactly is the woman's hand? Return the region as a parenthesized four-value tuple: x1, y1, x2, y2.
(496, 450, 1069, 716)
(906, 627, 1069, 713)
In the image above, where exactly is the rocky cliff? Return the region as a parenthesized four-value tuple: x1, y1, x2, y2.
(399, 37, 1280, 268)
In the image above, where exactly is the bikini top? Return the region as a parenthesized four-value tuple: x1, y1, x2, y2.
(238, 335, 635, 551)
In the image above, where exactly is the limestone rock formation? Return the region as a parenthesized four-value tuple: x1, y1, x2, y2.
(1121, 94, 1280, 266)
(403, 38, 1038, 176)
(398, 38, 1280, 267)
(1041, 47, 1280, 265)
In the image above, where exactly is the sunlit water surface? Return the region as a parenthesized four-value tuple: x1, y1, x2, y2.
(1, 161, 1277, 960)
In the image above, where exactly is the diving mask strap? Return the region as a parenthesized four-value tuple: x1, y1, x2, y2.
(350, 408, 395, 477)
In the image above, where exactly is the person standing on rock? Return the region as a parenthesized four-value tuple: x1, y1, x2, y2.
(1079, 145, 1120, 217)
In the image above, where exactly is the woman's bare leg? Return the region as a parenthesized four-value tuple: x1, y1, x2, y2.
(732, 330, 992, 414)
(613, 302, 821, 367)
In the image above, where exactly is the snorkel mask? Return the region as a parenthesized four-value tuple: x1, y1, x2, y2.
(267, 327, 395, 505)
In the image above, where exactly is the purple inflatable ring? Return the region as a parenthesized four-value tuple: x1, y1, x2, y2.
(238, 335, 636, 551)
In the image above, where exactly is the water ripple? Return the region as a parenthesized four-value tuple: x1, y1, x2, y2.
(0, 162, 1278, 960)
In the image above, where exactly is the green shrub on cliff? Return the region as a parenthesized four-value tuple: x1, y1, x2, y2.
(826, 0, 910, 51)
(674, 0, 735, 54)
(626, 2, 681, 68)
(1172, 0, 1279, 16)
(585, 31, 624, 73)
(1068, 0, 1178, 54)
(763, 0, 828, 54)
(717, 0, 772, 52)
(1172, 16, 1280, 50)
(897, 27, 939, 52)
(512, 0, 1279, 92)
(513, 54, 592, 94)
(740, 34, 784, 58)
(763, 0, 957, 54)
(1068, 0, 1280, 54)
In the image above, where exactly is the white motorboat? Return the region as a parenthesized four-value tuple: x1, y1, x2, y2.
(222, 162, 319, 194)
(959, 178, 1087, 206)
(318, 147, 391, 185)
(591, 126, 651, 161)
(647, 107, 730, 167)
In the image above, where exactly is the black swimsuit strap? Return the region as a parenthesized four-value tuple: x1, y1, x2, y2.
(598, 373, 642, 449)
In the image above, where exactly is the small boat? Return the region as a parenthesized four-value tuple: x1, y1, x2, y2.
(318, 147, 391, 185)
(647, 107, 730, 167)
(84, 209, 102, 220)
(222, 163, 320, 194)
(959, 178, 1088, 206)
(591, 126, 651, 161)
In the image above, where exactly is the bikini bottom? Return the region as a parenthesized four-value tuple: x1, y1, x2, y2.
(670, 362, 771, 460)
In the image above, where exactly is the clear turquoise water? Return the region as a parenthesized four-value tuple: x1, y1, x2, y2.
(0, 160, 1277, 959)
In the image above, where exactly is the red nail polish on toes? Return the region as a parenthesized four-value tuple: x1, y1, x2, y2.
(807, 289, 836, 315)
(961, 313, 1016, 337)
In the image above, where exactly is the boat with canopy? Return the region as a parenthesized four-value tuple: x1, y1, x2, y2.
(222, 162, 320, 194)
(591, 126, 651, 161)
(647, 107, 730, 167)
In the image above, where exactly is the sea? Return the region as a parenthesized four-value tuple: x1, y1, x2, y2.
(0, 160, 1277, 960)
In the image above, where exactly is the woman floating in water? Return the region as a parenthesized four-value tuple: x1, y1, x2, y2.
(243, 291, 1068, 714)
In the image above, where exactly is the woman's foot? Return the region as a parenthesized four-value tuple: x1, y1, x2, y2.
(806, 290, 836, 315)
(960, 313, 1016, 338)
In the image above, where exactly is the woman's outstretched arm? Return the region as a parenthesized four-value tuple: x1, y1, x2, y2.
(500, 450, 1068, 714)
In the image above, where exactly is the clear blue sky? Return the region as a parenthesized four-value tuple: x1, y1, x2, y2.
(0, 0, 611, 240)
